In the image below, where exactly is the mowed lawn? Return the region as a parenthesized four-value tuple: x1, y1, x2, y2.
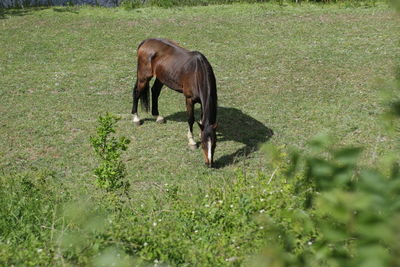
(0, 4, 399, 193)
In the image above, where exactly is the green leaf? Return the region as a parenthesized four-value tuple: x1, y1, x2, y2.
(333, 147, 362, 166)
(308, 132, 334, 152)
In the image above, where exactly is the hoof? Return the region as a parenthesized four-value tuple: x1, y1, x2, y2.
(156, 116, 166, 124)
(205, 163, 213, 168)
(188, 143, 197, 150)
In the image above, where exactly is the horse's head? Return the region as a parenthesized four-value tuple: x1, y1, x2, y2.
(199, 122, 217, 168)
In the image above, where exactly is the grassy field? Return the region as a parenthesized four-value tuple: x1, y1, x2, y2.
(1, 2, 399, 265)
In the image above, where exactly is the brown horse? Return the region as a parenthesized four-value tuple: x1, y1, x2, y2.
(131, 38, 218, 167)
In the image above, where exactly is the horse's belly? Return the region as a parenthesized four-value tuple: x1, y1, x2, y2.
(157, 76, 183, 93)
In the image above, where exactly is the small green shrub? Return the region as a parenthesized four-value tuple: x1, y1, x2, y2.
(90, 113, 130, 192)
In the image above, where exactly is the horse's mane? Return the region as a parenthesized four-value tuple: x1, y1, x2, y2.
(189, 51, 217, 127)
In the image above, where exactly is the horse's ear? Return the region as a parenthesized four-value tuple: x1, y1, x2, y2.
(212, 122, 218, 130)
(197, 121, 204, 131)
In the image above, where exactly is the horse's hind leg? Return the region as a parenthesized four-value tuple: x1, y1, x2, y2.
(186, 97, 197, 149)
(132, 64, 152, 125)
(132, 48, 154, 125)
(131, 80, 141, 125)
(151, 78, 165, 123)
(132, 77, 151, 125)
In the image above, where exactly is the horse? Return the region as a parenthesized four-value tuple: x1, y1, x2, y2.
(131, 38, 218, 167)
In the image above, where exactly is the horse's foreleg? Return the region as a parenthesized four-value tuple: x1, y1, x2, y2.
(151, 78, 165, 123)
(199, 103, 203, 139)
(186, 98, 197, 149)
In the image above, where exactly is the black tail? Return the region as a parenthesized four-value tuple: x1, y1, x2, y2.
(140, 82, 150, 112)
(133, 80, 150, 113)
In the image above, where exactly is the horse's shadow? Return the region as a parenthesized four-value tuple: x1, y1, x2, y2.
(165, 106, 274, 168)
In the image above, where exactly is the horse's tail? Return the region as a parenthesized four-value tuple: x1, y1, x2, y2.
(133, 79, 150, 113)
(140, 82, 150, 113)
(191, 51, 217, 124)
(134, 39, 151, 113)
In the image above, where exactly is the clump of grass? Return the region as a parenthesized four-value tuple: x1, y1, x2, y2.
(0, 170, 68, 265)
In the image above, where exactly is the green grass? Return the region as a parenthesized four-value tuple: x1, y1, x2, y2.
(0, 2, 399, 265)
(1, 3, 398, 182)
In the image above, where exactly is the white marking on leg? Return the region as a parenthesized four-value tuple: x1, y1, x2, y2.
(187, 129, 196, 146)
(133, 113, 140, 123)
(207, 138, 212, 163)
(155, 115, 164, 123)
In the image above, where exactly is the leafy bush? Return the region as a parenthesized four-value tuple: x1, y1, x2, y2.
(90, 113, 130, 192)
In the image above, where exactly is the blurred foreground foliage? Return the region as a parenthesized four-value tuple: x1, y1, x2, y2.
(256, 137, 400, 266)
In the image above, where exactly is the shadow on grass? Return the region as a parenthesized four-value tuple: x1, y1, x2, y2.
(165, 106, 274, 168)
(0, 7, 49, 19)
(53, 6, 80, 13)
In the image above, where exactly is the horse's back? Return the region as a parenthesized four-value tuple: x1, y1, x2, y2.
(138, 38, 188, 59)
(136, 39, 192, 89)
